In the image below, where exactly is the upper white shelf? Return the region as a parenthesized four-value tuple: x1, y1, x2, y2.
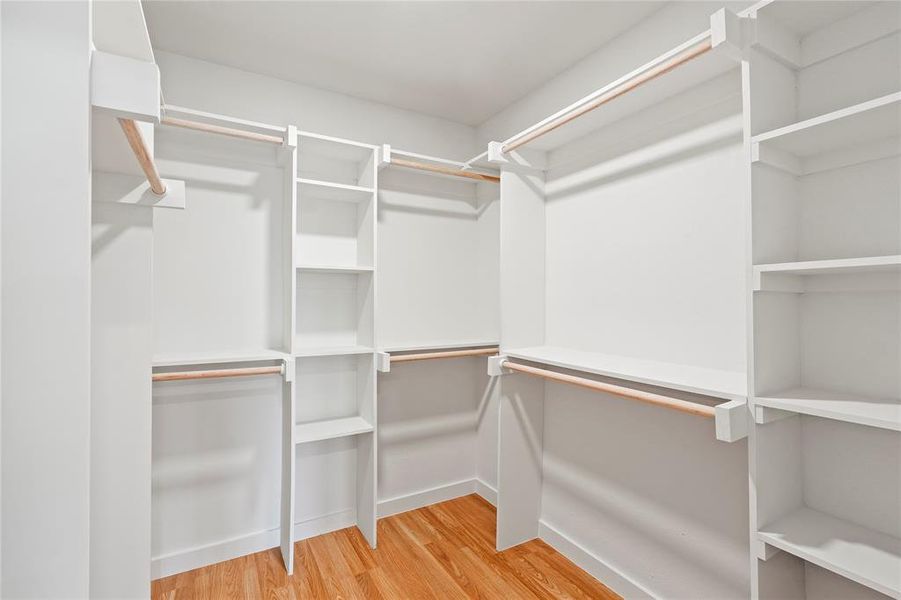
(296, 264, 374, 274)
(756, 387, 900, 432)
(380, 339, 500, 353)
(753, 255, 901, 292)
(752, 92, 901, 160)
(504, 346, 747, 401)
(293, 345, 374, 358)
(152, 349, 288, 368)
(294, 416, 374, 445)
(758, 506, 901, 598)
(297, 131, 377, 162)
(296, 178, 374, 202)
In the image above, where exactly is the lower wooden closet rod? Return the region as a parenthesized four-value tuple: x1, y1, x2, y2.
(152, 365, 283, 382)
(391, 347, 499, 364)
(501, 360, 716, 418)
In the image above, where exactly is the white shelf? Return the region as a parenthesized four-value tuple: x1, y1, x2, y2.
(759, 507, 901, 598)
(293, 345, 373, 358)
(296, 178, 374, 202)
(504, 346, 746, 401)
(381, 339, 499, 353)
(296, 264, 374, 274)
(294, 416, 374, 445)
(753, 255, 901, 292)
(757, 388, 901, 432)
(752, 93, 901, 159)
(152, 349, 288, 368)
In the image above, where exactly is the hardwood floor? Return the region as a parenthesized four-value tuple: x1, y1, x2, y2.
(151, 494, 621, 599)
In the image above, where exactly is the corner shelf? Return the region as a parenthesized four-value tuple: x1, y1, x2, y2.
(758, 507, 901, 598)
(294, 416, 374, 445)
(756, 388, 900, 432)
(753, 255, 901, 291)
(152, 349, 288, 368)
(505, 346, 746, 402)
(752, 92, 901, 174)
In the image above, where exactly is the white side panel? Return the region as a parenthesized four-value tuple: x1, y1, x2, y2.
(1, 3, 92, 596)
(90, 200, 153, 598)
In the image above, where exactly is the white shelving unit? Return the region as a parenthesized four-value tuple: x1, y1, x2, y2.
(281, 131, 379, 574)
(746, 1, 901, 597)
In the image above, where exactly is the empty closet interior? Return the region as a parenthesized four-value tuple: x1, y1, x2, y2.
(3, 0, 899, 598)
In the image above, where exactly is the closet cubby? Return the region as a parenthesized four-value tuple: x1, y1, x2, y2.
(294, 270, 374, 352)
(293, 354, 375, 443)
(297, 132, 376, 188)
(295, 179, 375, 269)
(748, 2, 901, 597)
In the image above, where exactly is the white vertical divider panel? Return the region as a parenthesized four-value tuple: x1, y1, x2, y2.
(280, 127, 297, 574)
(496, 155, 547, 550)
(357, 152, 378, 548)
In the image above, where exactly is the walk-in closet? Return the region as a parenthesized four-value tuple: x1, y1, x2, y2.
(2, 1, 899, 598)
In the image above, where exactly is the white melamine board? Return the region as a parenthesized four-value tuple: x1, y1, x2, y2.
(294, 354, 371, 423)
(296, 264, 374, 274)
(298, 134, 376, 188)
(758, 507, 901, 598)
(293, 417, 374, 445)
(294, 437, 358, 532)
(754, 255, 901, 275)
(507, 346, 746, 402)
(293, 346, 373, 358)
(498, 164, 546, 350)
(153, 349, 287, 367)
(756, 388, 900, 431)
(753, 93, 901, 159)
(496, 373, 544, 550)
(153, 130, 287, 356)
(295, 271, 373, 349)
(756, 1, 876, 38)
(91, 202, 153, 598)
(2, 3, 92, 596)
(297, 178, 374, 201)
(280, 376, 295, 574)
(377, 168, 498, 347)
(804, 563, 894, 600)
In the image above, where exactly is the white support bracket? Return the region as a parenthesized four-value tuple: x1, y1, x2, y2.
(487, 355, 510, 377)
(487, 142, 508, 164)
(379, 144, 392, 169)
(92, 171, 186, 210)
(282, 358, 295, 383)
(91, 50, 161, 123)
(754, 404, 795, 425)
(714, 398, 749, 442)
(376, 352, 391, 373)
(286, 125, 298, 149)
(756, 540, 782, 561)
(710, 8, 746, 61)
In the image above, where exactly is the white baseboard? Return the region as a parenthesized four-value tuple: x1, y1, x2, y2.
(475, 479, 497, 506)
(151, 509, 356, 579)
(538, 520, 655, 600)
(377, 479, 476, 518)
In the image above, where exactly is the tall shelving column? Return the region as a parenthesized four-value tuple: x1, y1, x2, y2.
(282, 132, 379, 574)
(744, 2, 900, 597)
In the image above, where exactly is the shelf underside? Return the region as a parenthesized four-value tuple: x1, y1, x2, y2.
(759, 506, 901, 598)
(756, 387, 900, 432)
(292, 345, 373, 358)
(152, 349, 288, 368)
(753, 255, 901, 292)
(504, 346, 746, 401)
(297, 178, 374, 202)
(294, 416, 373, 444)
(380, 339, 499, 353)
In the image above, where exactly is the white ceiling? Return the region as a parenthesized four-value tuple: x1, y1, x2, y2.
(142, 1, 664, 126)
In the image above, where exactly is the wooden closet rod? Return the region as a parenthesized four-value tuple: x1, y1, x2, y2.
(391, 157, 500, 183)
(502, 36, 713, 154)
(160, 116, 284, 145)
(118, 118, 166, 195)
(152, 365, 283, 382)
(501, 360, 716, 418)
(392, 347, 499, 364)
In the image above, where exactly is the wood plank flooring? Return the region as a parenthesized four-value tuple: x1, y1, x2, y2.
(151, 494, 621, 599)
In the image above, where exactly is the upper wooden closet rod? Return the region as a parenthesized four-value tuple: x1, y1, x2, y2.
(160, 116, 284, 145)
(383, 145, 500, 183)
(391, 157, 500, 183)
(152, 365, 283, 382)
(501, 360, 716, 418)
(501, 34, 713, 154)
(391, 347, 499, 364)
(118, 118, 167, 195)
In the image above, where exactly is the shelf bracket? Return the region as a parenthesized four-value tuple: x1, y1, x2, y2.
(376, 352, 391, 373)
(755, 540, 782, 561)
(714, 398, 749, 442)
(487, 355, 510, 377)
(487, 142, 508, 164)
(282, 358, 295, 383)
(378, 144, 392, 170)
(754, 404, 795, 425)
(710, 8, 746, 61)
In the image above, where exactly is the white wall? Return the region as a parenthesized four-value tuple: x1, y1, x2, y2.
(1, 2, 92, 597)
(480, 3, 750, 598)
(151, 51, 499, 574)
